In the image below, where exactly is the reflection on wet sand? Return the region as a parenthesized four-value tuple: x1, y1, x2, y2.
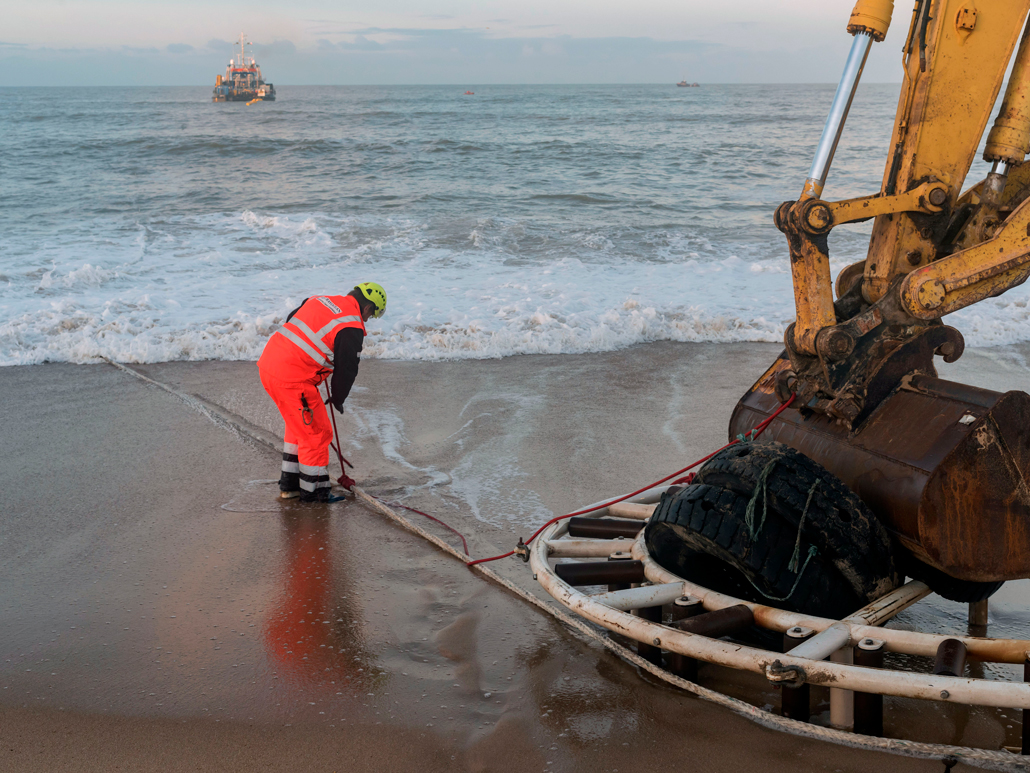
(520, 642, 633, 744)
(264, 510, 378, 694)
(8, 356, 1028, 771)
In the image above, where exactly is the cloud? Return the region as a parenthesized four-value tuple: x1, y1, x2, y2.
(0, 26, 900, 86)
(255, 39, 296, 57)
(337, 35, 384, 51)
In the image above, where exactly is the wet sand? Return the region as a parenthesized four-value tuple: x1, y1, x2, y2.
(3, 342, 1030, 770)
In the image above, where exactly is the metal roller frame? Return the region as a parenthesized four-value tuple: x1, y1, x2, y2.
(530, 495, 1030, 714)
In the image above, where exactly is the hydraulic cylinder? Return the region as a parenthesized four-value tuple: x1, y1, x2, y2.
(802, 33, 874, 199)
(802, 0, 894, 199)
(978, 14, 1030, 221)
(847, 0, 894, 41)
(984, 16, 1030, 167)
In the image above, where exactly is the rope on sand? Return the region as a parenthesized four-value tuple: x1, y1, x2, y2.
(105, 360, 1029, 772)
(101, 357, 283, 449)
(356, 488, 1026, 772)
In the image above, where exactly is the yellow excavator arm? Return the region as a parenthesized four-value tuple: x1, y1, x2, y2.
(776, 0, 1030, 426)
(866, 0, 1030, 309)
(723, 0, 1030, 587)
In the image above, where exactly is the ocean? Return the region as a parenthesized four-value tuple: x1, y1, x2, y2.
(3, 83, 1028, 366)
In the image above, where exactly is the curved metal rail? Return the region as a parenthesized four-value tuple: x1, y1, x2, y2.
(531, 501, 1030, 713)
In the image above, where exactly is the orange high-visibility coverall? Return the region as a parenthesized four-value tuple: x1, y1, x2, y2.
(258, 294, 366, 494)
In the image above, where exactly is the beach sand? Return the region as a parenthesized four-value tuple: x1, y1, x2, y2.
(3, 342, 1030, 771)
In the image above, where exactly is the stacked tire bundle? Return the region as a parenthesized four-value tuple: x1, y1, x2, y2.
(645, 441, 901, 620)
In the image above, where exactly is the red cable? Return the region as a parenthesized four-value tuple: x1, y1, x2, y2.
(321, 376, 794, 569)
(322, 382, 354, 471)
(321, 382, 469, 555)
(465, 393, 797, 567)
(372, 497, 470, 556)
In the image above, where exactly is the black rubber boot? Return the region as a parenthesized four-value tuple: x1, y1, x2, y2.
(279, 472, 300, 499)
(300, 487, 331, 503)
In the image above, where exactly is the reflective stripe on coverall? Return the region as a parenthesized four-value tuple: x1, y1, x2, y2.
(259, 371, 333, 492)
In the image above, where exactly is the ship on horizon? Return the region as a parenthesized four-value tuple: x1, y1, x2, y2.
(676, 80, 700, 87)
(213, 34, 275, 102)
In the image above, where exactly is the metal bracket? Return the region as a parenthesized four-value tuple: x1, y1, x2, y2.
(766, 659, 808, 687)
(799, 180, 949, 235)
(513, 538, 530, 563)
(900, 194, 1030, 318)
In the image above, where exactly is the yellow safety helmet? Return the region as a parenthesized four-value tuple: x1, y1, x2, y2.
(355, 282, 387, 318)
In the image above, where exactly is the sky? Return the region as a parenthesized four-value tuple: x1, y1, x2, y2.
(1, 0, 908, 86)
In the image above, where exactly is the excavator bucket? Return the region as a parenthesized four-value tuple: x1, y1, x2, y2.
(729, 356, 1030, 584)
(692, 0, 1030, 598)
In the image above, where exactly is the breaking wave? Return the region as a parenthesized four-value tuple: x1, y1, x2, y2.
(2, 209, 1028, 366)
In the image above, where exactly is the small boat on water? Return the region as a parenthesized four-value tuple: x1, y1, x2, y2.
(212, 33, 275, 102)
(464, 90, 475, 95)
(676, 80, 700, 87)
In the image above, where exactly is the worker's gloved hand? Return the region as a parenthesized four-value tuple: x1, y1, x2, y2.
(337, 472, 355, 491)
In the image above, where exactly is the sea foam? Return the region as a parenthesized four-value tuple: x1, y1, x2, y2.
(2, 209, 1028, 366)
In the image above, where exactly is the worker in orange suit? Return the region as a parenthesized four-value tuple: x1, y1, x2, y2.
(257, 282, 387, 502)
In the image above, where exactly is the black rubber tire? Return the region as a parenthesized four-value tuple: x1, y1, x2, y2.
(647, 484, 863, 618)
(899, 554, 1005, 603)
(694, 441, 899, 603)
(645, 442, 900, 619)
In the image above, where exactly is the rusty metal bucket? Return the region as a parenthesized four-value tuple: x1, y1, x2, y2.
(729, 356, 1030, 583)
